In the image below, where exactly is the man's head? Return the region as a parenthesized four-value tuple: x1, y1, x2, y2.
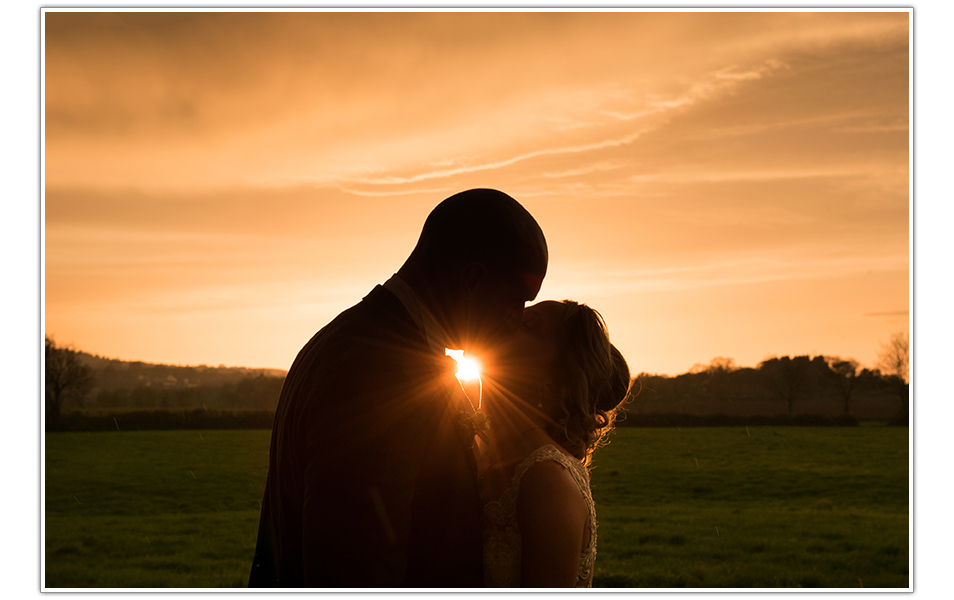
(399, 189, 548, 353)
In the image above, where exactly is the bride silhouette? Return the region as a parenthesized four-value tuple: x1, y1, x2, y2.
(477, 300, 632, 587)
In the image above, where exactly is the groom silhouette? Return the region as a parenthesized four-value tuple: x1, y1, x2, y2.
(248, 189, 548, 587)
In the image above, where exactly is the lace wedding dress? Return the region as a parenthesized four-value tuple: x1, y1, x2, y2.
(481, 445, 597, 587)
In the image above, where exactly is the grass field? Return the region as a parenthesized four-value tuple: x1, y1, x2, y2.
(45, 430, 266, 587)
(44, 426, 909, 588)
(589, 426, 909, 588)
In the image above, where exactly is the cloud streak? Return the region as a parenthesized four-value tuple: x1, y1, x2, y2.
(346, 128, 652, 186)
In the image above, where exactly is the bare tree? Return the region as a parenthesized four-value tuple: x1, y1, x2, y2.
(876, 331, 909, 384)
(45, 336, 94, 430)
(876, 331, 909, 422)
(825, 357, 860, 417)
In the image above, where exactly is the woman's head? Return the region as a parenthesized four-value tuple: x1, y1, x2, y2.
(500, 300, 633, 463)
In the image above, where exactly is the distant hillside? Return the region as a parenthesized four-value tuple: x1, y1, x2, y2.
(62, 350, 905, 422)
(75, 351, 286, 391)
(66, 352, 287, 412)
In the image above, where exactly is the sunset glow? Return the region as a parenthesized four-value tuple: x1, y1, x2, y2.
(43, 10, 910, 376)
(446, 349, 482, 383)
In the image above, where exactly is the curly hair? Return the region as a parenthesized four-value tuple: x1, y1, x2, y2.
(545, 301, 633, 465)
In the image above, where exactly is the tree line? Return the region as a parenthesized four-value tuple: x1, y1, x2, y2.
(628, 332, 909, 424)
(45, 337, 286, 430)
(45, 332, 909, 431)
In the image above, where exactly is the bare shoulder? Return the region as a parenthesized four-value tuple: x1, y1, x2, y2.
(520, 458, 576, 486)
(516, 458, 587, 515)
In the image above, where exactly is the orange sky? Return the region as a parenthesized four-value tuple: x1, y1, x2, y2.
(43, 10, 910, 376)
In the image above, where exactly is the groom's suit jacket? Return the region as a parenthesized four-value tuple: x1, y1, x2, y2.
(248, 285, 483, 587)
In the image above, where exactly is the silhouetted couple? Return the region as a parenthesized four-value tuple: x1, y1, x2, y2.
(249, 189, 632, 588)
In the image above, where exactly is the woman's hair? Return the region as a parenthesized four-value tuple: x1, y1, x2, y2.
(546, 300, 633, 465)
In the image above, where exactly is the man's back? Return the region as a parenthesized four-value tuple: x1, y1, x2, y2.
(249, 285, 483, 587)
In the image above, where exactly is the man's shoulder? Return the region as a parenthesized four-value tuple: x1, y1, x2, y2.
(285, 285, 441, 390)
(308, 285, 424, 357)
(279, 285, 453, 438)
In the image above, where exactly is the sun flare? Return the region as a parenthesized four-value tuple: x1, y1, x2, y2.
(445, 348, 481, 382)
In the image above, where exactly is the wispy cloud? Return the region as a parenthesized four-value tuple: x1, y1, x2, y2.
(333, 184, 457, 198)
(539, 162, 622, 179)
(345, 128, 652, 186)
(335, 58, 792, 191)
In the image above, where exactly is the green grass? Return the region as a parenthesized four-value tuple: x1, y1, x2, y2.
(44, 427, 909, 588)
(589, 427, 909, 588)
(45, 430, 269, 588)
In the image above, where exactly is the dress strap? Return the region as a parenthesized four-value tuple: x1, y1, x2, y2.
(511, 445, 590, 498)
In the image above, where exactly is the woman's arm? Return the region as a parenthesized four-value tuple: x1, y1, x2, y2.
(516, 460, 589, 587)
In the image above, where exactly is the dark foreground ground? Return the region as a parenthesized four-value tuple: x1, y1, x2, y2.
(44, 426, 909, 588)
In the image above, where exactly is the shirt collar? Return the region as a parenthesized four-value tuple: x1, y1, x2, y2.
(382, 273, 450, 356)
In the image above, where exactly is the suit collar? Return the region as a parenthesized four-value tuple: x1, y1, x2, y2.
(382, 273, 450, 357)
